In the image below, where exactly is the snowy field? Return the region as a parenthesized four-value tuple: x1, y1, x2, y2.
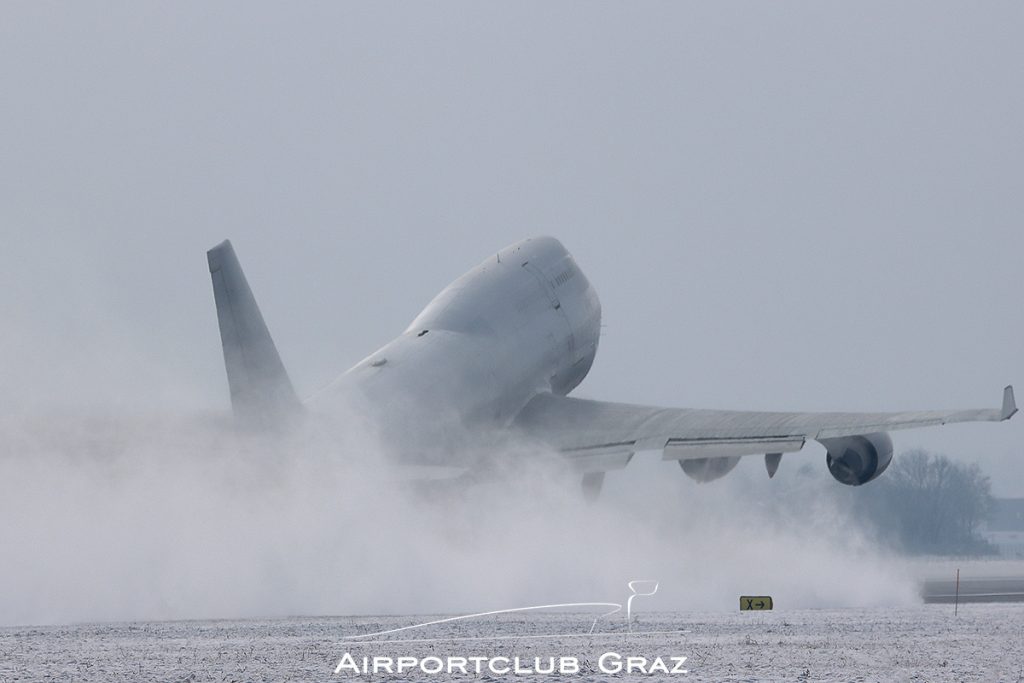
(2, 604, 1023, 682)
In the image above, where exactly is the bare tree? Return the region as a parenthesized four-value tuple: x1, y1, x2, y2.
(856, 449, 995, 555)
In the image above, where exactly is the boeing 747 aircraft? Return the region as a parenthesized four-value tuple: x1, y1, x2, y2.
(207, 237, 1016, 498)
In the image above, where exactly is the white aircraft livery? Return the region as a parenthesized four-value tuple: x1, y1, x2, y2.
(208, 237, 1016, 498)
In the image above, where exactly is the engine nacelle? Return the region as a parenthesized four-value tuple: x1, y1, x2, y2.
(679, 456, 741, 483)
(818, 432, 893, 486)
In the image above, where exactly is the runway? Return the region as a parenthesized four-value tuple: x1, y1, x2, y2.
(922, 576, 1024, 603)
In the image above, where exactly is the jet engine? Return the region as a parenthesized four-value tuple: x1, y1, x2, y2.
(679, 456, 741, 483)
(818, 432, 893, 486)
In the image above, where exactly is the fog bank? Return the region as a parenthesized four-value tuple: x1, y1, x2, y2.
(0, 411, 916, 627)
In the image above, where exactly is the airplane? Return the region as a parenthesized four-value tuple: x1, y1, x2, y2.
(207, 236, 1016, 499)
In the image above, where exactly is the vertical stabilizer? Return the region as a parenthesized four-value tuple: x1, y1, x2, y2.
(207, 240, 301, 426)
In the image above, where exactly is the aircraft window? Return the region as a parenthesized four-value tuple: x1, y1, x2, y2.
(417, 329, 429, 337)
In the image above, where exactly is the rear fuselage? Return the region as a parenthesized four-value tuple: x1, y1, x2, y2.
(309, 237, 601, 456)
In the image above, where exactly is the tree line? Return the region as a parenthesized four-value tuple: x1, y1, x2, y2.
(848, 449, 996, 555)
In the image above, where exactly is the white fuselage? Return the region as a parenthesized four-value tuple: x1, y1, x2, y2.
(308, 237, 601, 459)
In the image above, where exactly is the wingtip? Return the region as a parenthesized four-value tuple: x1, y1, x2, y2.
(1002, 385, 1017, 421)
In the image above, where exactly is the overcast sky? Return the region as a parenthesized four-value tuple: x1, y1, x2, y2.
(1, 3, 1021, 493)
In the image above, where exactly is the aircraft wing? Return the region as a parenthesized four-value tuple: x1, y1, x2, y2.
(513, 386, 1016, 472)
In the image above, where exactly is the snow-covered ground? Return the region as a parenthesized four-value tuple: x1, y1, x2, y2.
(2, 605, 1022, 682)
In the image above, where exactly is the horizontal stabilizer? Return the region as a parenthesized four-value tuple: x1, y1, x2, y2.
(208, 240, 301, 427)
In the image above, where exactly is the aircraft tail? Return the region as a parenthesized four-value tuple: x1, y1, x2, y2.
(207, 240, 302, 427)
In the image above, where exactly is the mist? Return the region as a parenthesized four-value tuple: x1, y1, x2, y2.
(0, 407, 916, 627)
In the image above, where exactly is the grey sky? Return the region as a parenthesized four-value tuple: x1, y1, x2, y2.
(1, 3, 1021, 492)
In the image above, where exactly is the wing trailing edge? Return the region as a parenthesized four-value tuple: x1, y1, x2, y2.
(514, 384, 1017, 469)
